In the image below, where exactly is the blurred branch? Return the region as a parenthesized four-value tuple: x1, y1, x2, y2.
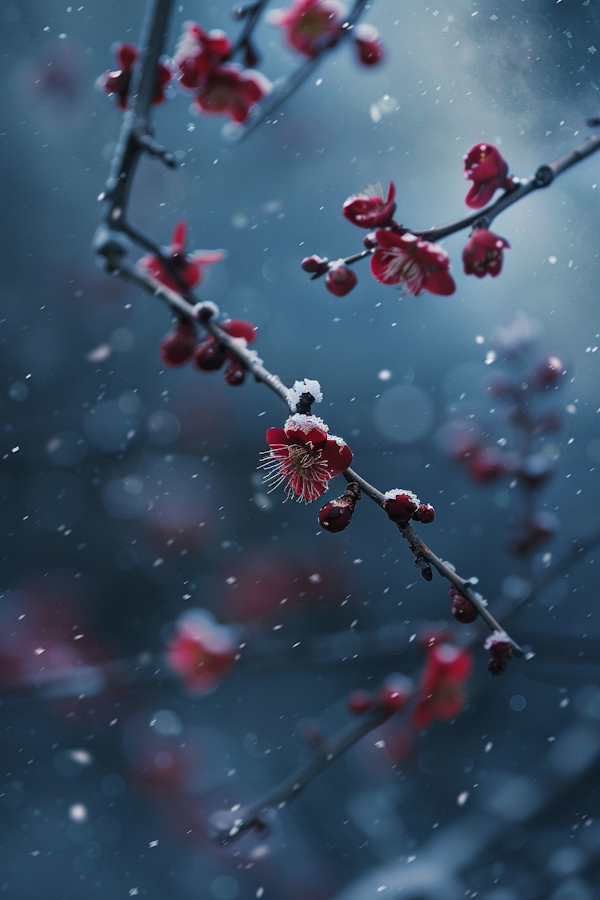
(224, 0, 370, 142)
(211, 696, 397, 845)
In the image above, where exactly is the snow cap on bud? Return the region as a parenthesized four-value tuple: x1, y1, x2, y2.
(412, 503, 435, 524)
(159, 319, 196, 367)
(377, 674, 413, 717)
(286, 379, 323, 411)
(449, 585, 478, 624)
(383, 489, 420, 524)
(325, 264, 357, 296)
(318, 484, 360, 533)
(347, 689, 373, 715)
(485, 629, 513, 676)
(353, 23, 384, 66)
(301, 254, 329, 274)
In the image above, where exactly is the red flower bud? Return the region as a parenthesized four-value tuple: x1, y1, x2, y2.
(485, 632, 513, 676)
(318, 484, 360, 533)
(383, 489, 419, 524)
(223, 360, 246, 385)
(376, 675, 413, 716)
(488, 657, 508, 676)
(220, 318, 257, 344)
(353, 24, 384, 66)
(449, 586, 478, 624)
(194, 339, 227, 371)
(159, 319, 197, 367)
(325, 265, 357, 296)
(301, 254, 329, 274)
(347, 689, 373, 715)
(412, 503, 435, 524)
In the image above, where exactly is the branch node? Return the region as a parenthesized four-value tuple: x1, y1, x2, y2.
(92, 224, 131, 272)
(534, 164, 554, 187)
(192, 301, 220, 323)
(135, 130, 177, 167)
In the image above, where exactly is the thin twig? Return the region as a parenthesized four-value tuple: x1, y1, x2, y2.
(308, 134, 600, 278)
(106, 255, 523, 656)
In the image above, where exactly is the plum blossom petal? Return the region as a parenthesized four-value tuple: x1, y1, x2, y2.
(343, 181, 396, 228)
(268, 0, 347, 58)
(463, 143, 511, 210)
(260, 414, 352, 503)
(370, 230, 455, 296)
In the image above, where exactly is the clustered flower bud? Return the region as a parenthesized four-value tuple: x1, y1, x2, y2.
(318, 483, 360, 533)
(412, 503, 435, 524)
(383, 489, 420, 523)
(383, 490, 435, 526)
(449, 584, 478, 624)
(157, 312, 257, 388)
(485, 632, 513, 676)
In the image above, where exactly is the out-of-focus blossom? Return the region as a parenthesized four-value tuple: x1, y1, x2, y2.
(412, 642, 473, 730)
(166, 609, 237, 694)
(97, 43, 171, 110)
(343, 181, 396, 228)
(159, 319, 197, 367)
(530, 354, 567, 387)
(175, 23, 232, 89)
(462, 229, 510, 278)
(268, 0, 346, 57)
(139, 220, 225, 292)
(463, 143, 512, 209)
(465, 446, 514, 483)
(194, 319, 257, 386)
(353, 23, 384, 66)
(194, 64, 270, 123)
(261, 414, 352, 502)
(370, 230, 456, 296)
(485, 630, 513, 676)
